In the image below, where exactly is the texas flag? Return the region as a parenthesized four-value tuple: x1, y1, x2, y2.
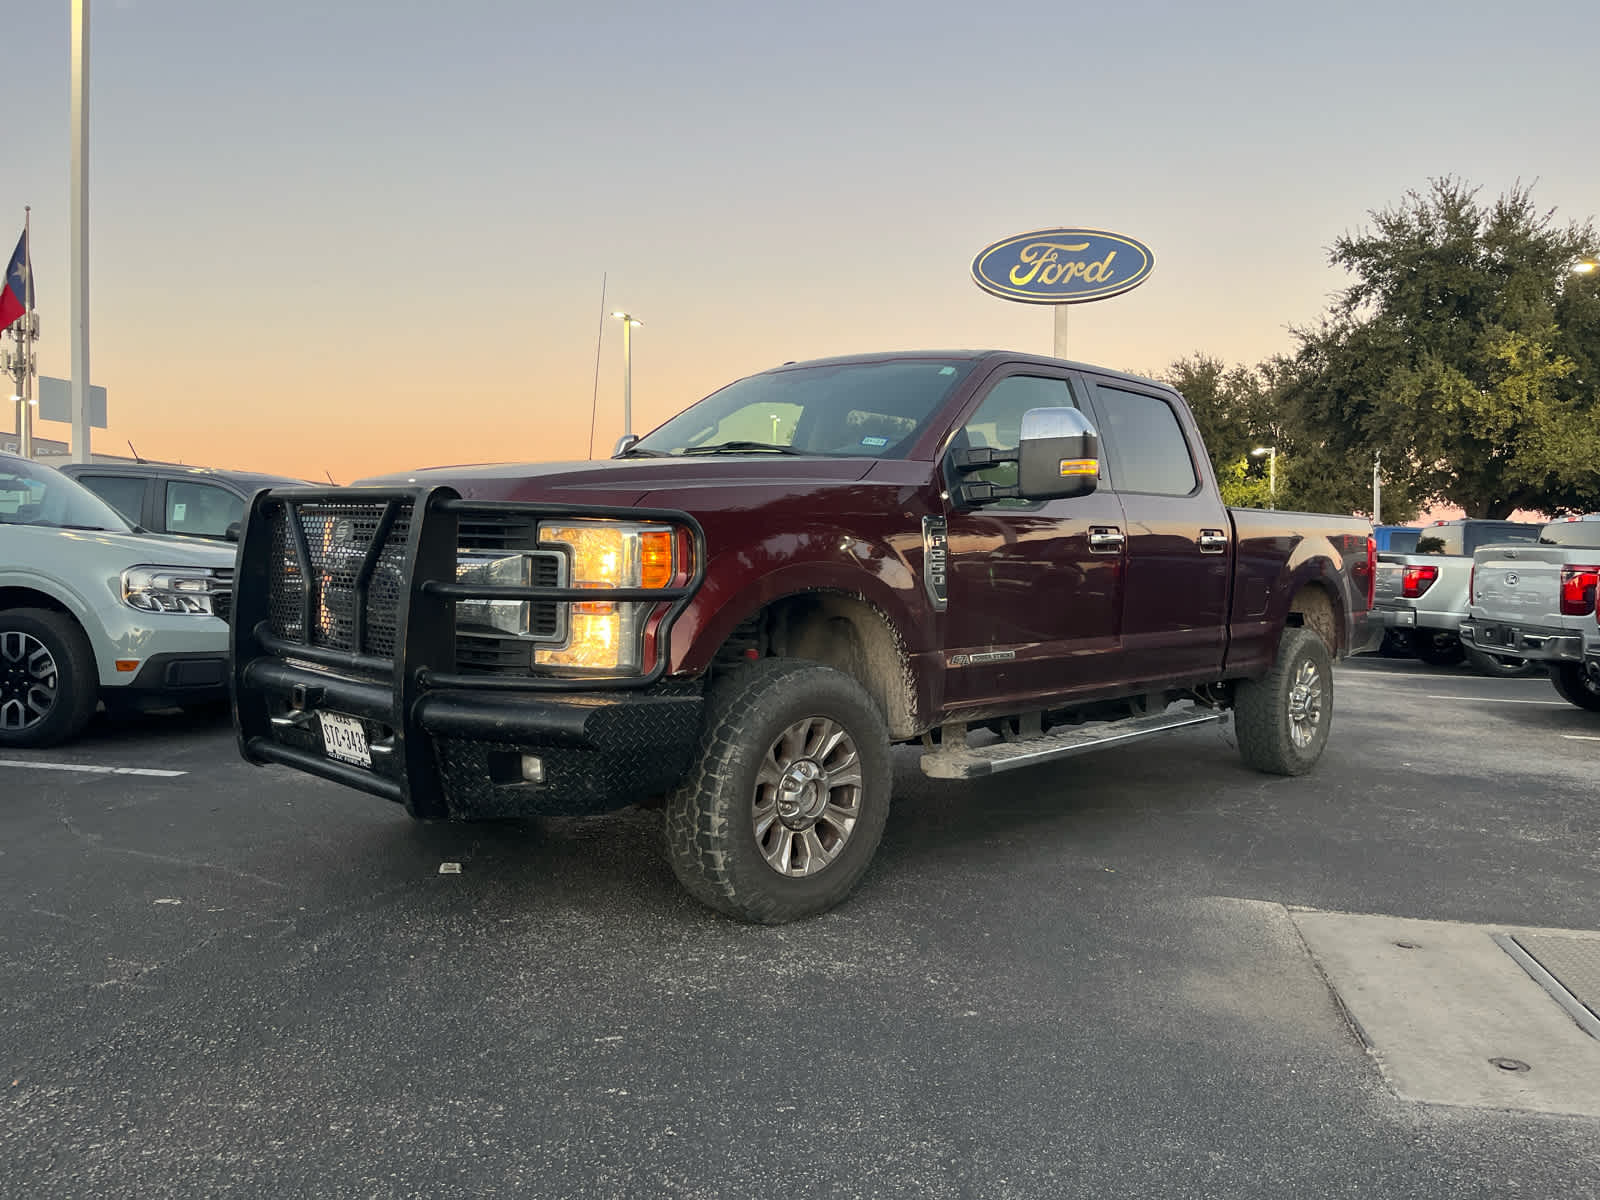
(1, 231, 30, 332)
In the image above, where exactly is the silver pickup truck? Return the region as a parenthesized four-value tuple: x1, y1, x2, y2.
(1461, 514, 1600, 709)
(1373, 518, 1541, 674)
(0, 451, 235, 746)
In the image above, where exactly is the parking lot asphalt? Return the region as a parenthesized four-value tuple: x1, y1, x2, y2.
(3, 658, 1598, 1199)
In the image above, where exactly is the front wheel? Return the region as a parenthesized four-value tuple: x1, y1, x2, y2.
(1550, 662, 1600, 712)
(664, 659, 892, 924)
(0, 608, 100, 748)
(1233, 625, 1333, 776)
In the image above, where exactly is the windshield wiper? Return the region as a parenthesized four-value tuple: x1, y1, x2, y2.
(616, 446, 672, 458)
(683, 441, 803, 456)
(57, 523, 117, 532)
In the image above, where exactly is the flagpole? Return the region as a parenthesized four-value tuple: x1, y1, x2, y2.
(70, 0, 91, 464)
(20, 207, 32, 459)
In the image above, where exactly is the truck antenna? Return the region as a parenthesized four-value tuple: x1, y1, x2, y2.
(325, 469, 336, 484)
(126, 439, 145, 464)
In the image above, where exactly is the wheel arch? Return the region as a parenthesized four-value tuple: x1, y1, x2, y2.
(706, 588, 922, 740)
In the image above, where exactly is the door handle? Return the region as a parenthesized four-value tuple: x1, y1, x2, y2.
(1088, 526, 1125, 554)
(1198, 529, 1228, 555)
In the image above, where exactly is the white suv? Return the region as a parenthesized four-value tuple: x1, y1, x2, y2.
(0, 451, 235, 746)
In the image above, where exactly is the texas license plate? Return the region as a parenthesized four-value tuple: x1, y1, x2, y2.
(318, 711, 371, 768)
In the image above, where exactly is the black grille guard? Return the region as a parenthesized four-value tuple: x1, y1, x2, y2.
(231, 484, 707, 815)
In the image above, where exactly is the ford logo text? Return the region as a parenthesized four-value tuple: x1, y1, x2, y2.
(971, 228, 1155, 305)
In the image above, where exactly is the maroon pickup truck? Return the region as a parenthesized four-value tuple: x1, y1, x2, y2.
(232, 351, 1377, 922)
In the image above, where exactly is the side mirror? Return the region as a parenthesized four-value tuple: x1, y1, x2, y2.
(225, 522, 242, 542)
(611, 434, 639, 458)
(1016, 408, 1100, 500)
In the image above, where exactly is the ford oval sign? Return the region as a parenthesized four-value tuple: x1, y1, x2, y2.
(971, 228, 1155, 305)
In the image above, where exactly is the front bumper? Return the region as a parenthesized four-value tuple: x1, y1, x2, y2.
(1459, 620, 1585, 663)
(231, 484, 708, 820)
(239, 658, 703, 817)
(111, 651, 231, 710)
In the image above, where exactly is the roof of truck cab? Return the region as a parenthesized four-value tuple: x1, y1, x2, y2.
(761, 350, 1177, 394)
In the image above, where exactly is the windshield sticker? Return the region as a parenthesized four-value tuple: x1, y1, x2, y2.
(861, 436, 889, 447)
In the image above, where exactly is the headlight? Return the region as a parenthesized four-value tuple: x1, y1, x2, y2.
(455, 553, 534, 636)
(122, 565, 228, 616)
(535, 521, 678, 672)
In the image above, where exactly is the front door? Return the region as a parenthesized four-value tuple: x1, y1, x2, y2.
(940, 369, 1126, 715)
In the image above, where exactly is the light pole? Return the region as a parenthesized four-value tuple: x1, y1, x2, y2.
(1251, 445, 1277, 509)
(609, 311, 642, 439)
(769, 413, 780, 442)
(70, 0, 92, 463)
(1372, 450, 1382, 524)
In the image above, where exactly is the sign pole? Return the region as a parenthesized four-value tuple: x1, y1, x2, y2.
(70, 0, 92, 464)
(1053, 304, 1069, 360)
(20, 208, 33, 459)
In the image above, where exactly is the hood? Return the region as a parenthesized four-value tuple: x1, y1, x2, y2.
(5, 525, 236, 568)
(357, 456, 877, 506)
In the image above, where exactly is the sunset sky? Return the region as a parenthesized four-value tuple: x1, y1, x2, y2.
(9, 0, 1600, 483)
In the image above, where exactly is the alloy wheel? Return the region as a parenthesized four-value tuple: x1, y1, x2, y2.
(0, 631, 60, 732)
(751, 716, 864, 877)
(1287, 658, 1323, 749)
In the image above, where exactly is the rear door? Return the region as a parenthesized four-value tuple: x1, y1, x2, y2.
(939, 366, 1127, 711)
(1082, 375, 1230, 683)
(67, 472, 153, 528)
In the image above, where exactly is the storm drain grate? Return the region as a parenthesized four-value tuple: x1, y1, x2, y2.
(1496, 933, 1600, 1042)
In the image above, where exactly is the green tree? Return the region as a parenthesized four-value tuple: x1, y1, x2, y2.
(1283, 178, 1600, 518)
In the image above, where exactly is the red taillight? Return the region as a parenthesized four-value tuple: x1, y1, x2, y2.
(1401, 565, 1439, 598)
(1364, 535, 1376, 609)
(1559, 566, 1600, 616)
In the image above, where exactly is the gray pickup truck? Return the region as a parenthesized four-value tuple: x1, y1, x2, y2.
(0, 451, 235, 746)
(1461, 515, 1600, 710)
(1373, 518, 1541, 674)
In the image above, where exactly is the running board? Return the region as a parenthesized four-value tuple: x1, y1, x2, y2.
(919, 706, 1229, 780)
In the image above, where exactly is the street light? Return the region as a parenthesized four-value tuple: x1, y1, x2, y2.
(1251, 445, 1277, 509)
(1574, 257, 1598, 275)
(609, 311, 643, 438)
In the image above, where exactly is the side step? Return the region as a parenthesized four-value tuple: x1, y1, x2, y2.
(919, 705, 1229, 780)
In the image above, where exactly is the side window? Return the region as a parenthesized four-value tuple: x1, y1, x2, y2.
(1092, 384, 1198, 496)
(76, 475, 147, 524)
(959, 375, 1081, 495)
(165, 480, 244, 539)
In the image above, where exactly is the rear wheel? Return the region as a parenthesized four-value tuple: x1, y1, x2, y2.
(1463, 647, 1539, 678)
(1413, 630, 1466, 667)
(1550, 662, 1600, 712)
(1376, 630, 1414, 658)
(0, 609, 99, 748)
(1233, 625, 1333, 776)
(664, 659, 892, 923)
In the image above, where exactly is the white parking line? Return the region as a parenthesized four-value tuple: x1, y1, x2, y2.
(1422, 695, 1568, 707)
(0, 759, 187, 778)
(1562, 735, 1600, 742)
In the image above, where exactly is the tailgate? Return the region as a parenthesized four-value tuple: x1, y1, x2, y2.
(1471, 546, 1571, 624)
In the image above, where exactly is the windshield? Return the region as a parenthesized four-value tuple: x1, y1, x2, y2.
(628, 359, 979, 459)
(0, 458, 136, 532)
